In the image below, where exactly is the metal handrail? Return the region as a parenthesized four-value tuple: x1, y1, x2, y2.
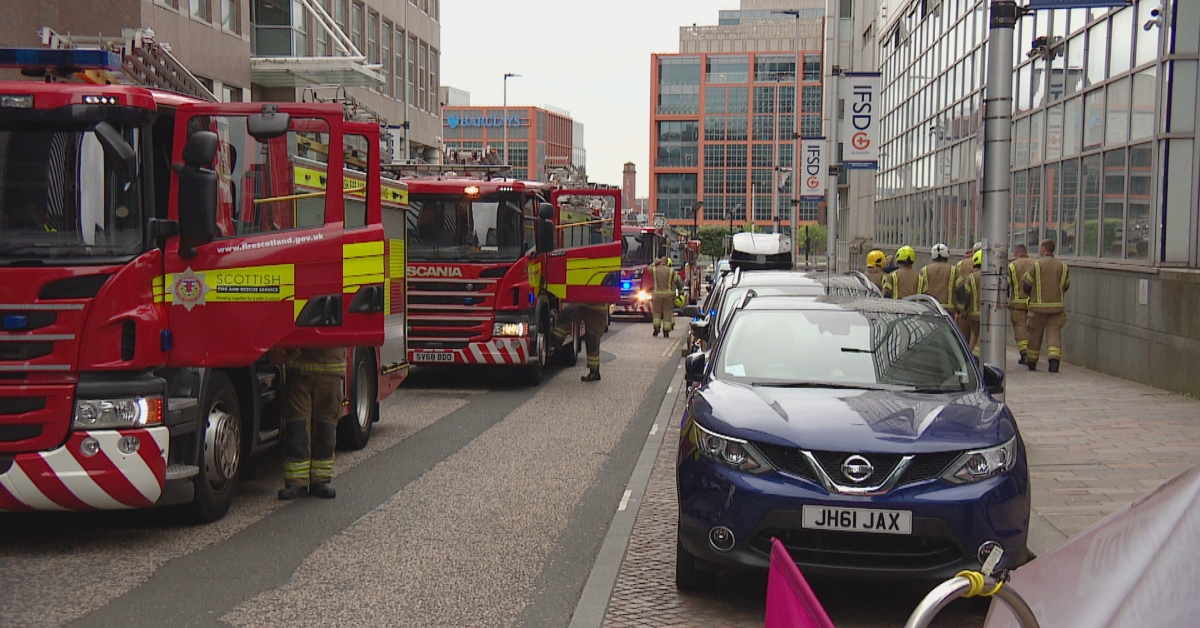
(903, 574, 1040, 628)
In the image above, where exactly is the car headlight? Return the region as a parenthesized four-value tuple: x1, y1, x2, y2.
(492, 322, 528, 337)
(942, 438, 1017, 484)
(636, 290, 652, 302)
(73, 397, 163, 430)
(693, 422, 772, 474)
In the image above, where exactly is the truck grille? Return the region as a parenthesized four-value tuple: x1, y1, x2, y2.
(407, 277, 498, 345)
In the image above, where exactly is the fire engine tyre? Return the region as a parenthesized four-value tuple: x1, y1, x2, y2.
(338, 349, 377, 451)
(552, 322, 578, 367)
(186, 371, 242, 523)
(523, 328, 548, 386)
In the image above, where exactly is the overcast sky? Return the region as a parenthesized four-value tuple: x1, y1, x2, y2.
(440, 0, 735, 196)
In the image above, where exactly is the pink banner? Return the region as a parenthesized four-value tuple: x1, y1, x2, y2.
(765, 538, 836, 628)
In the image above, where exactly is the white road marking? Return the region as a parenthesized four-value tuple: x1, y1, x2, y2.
(617, 489, 632, 511)
(666, 386, 673, 395)
(650, 424, 659, 435)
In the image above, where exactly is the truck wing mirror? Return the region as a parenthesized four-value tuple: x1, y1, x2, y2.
(535, 204, 556, 255)
(247, 104, 290, 142)
(93, 121, 137, 179)
(176, 131, 219, 252)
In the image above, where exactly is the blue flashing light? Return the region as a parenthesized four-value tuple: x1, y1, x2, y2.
(621, 281, 632, 290)
(160, 329, 173, 352)
(3, 315, 27, 330)
(0, 48, 122, 72)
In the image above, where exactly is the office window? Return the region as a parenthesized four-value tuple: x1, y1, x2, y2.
(754, 86, 776, 114)
(158, 0, 179, 9)
(801, 115, 821, 137)
(704, 116, 726, 141)
(408, 36, 416, 107)
(351, 4, 363, 51)
(367, 12, 378, 64)
(726, 144, 748, 169)
(429, 49, 439, 112)
(394, 30, 405, 101)
(798, 200, 819, 222)
(1102, 149, 1125, 258)
(1126, 144, 1152, 260)
(753, 114, 774, 141)
(704, 169, 725, 194)
(381, 21, 391, 96)
(222, 0, 239, 32)
(704, 144, 724, 168)
(801, 86, 822, 112)
(191, 0, 209, 22)
(754, 54, 795, 82)
(803, 53, 822, 81)
(705, 86, 727, 114)
(707, 55, 750, 83)
(726, 116, 748, 141)
(751, 144, 774, 167)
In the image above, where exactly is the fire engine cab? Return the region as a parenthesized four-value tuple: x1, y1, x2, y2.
(0, 45, 407, 521)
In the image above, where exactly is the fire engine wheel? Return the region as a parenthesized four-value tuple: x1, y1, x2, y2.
(186, 371, 241, 523)
(338, 349, 377, 451)
(523, 328, 548, 386)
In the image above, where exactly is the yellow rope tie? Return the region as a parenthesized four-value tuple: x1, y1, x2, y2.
(955, 570, 1004, 598)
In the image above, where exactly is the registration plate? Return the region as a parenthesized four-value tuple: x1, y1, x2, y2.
(801, 505, 912, 535)
(413, 351, 456, 363)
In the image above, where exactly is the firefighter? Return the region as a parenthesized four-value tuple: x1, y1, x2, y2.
(865, 249, 886, 289)
(1022, 239, 1070, 372)
(564, 303, 609, 381)
(648, 255, 681, 338)
(954, 250, 984, 357)
(1007, 243, 1037, 364)
(273, 348, 346, 500)
(881, 245, 919, 299)
(918, 243, 955, 308)
(952, 242, 981, 335)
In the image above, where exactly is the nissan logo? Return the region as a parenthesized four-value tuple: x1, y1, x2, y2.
(841, 455, 875, 484)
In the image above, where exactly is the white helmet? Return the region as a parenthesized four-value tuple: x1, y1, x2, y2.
(931, 243, 950, 260)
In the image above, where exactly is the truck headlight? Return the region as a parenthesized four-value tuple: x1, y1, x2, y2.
(942, 438, 1017, 484)
(492, 322, 528, 337)
(636, 290, 652, 302)
(74, 397, 163, 430)
(693, 422, 772, 474)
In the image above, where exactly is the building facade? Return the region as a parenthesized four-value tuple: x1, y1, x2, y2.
(651, 2, 826, 234)
(440, 105, 583, 182)
(867, 0, 1200, 396)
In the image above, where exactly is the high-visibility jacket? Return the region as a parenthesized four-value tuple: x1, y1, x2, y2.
(882, 265, 919, 299)
(287, 348, 348, 375)
(1022, 253, 1070, 315)
(649, 261, 679, 297)
(1007, 255, 1036, 310)
(918, 260, 955, 307)
(954, 269, 982, 319)
(865, 267, 885, 289)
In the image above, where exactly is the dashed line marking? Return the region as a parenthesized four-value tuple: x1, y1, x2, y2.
(666, 386, 673, 395)
(650, 424, 660, 435)
(618, 489, 632, 511)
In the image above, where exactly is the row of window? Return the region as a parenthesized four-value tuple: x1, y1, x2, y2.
(656, 194, 820, 224)
(157, 0, 241, 33)
(658, 54, 822, 86)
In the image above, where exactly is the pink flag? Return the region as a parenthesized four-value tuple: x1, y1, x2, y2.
(765, 538, 836, 628)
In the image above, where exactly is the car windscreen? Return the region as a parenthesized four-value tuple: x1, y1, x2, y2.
(715, 309, 978, 392)
(716, 285, 825, 330)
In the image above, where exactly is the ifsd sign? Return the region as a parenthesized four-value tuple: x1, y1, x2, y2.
(800, 138, 825, 200)
(841, 72, 881, 170)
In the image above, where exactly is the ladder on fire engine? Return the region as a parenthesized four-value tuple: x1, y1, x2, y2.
(37, 27, 218, 102)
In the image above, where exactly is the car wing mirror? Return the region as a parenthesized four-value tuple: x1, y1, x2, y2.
(684, 352, 707, 383)
(982, 364, 1005, 395)
(690, 318, 710, 343)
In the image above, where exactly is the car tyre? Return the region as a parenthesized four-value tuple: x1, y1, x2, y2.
(337, 349, 377, 450)
(675, 538, 710, 592)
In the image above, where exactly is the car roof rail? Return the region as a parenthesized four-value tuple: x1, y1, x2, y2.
(902, 293, 950, 317)
(731, 266, 743, 287)
(736, 288, 758, 310)
(844, 270, 871, 288)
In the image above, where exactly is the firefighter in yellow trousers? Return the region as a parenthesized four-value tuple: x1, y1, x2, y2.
(1022, 239, 1070, 372)
(954, 250, 984, 357)
(272, 348, 346, 500)
(1007, 243, 1036, 365)
(648, 255, 682, 338)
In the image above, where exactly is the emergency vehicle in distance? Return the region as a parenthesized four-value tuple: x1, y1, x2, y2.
(393, 169, 622, 385)
(615, 226, 701, 319)
(0, 45, 408, 522)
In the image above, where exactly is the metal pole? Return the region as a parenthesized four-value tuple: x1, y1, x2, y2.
(824, 0, 840, 273)
(903, 576, 1040, 628)
(793, 15, 802, 267)
(503, 75, 509, 168)
(402, 0, 409, 162)
(981, 0, 1020, 375)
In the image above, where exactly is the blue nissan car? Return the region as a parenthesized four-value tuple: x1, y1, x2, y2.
(676, 295, 1030, 589)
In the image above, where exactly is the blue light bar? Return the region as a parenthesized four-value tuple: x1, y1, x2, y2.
(0, 48, 121, 72)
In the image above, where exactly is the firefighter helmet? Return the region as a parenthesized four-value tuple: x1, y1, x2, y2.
(896, 245, 916, 264)
(674, 292, 687, 308)
(867, 249, 886, 268)
(973, 249, 983, 267)
(931, 243, 950, 260)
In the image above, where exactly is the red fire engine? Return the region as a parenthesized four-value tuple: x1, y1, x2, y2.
(0, 46, 408, 521)
(393, 169, 621, 384)
(614, 226, 665, 319)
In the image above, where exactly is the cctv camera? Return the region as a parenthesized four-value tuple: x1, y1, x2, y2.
(1151, 8, 1160, 17)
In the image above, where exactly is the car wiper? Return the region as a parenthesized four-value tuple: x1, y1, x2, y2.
(840, 347, 875, 353)
(0, 243, 57, 256)
(905, 386, 967, 394)
(752, 381, 893, 391)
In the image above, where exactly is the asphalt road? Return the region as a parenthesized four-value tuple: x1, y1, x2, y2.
(0, 320, 680, 628)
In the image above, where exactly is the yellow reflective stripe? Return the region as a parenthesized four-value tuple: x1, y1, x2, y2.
(294, 165, 409, 205)
(343, 256, 384, 277)
(566, 256, 620, 270)
(291, 362, 345, 374)
(344, 241, 384, 258)
(343, 243, 385, 292)
(294, 298, 308, 320)
(283, 460, 311, 480)
(547, 283, 567, 298)
(566, 268, 615, 287)
(1060, 263, 1069, 292)
(386, 238, 406, 316)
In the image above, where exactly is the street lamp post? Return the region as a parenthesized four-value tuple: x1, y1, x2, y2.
(503, 72, 521, 170)
(775, 9, 804, 264)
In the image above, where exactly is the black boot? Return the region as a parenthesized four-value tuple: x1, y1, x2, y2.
(308, 482, 336, 499)
(1048, 359, 1060, 373)
(1018, 352, 1027, 365)
(652, 327, 660, 337)
(581, 369, 601, 382)
(1027, 360, 1037, 371)
(278, 485, 308, 501)
(663, 330, 670, 339)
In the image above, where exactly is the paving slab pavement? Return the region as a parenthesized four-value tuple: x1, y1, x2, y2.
(576, 348, 1200, 627)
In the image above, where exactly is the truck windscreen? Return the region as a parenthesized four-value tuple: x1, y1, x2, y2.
(622, 233, 658, 267)
(407, 192, 525, 261)
(0, 127, 142, 262)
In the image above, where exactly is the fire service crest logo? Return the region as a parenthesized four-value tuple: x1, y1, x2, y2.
(169, 267, 210, 311)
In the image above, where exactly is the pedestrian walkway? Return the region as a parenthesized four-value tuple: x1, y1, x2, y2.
(584, 350, 1200, 627)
